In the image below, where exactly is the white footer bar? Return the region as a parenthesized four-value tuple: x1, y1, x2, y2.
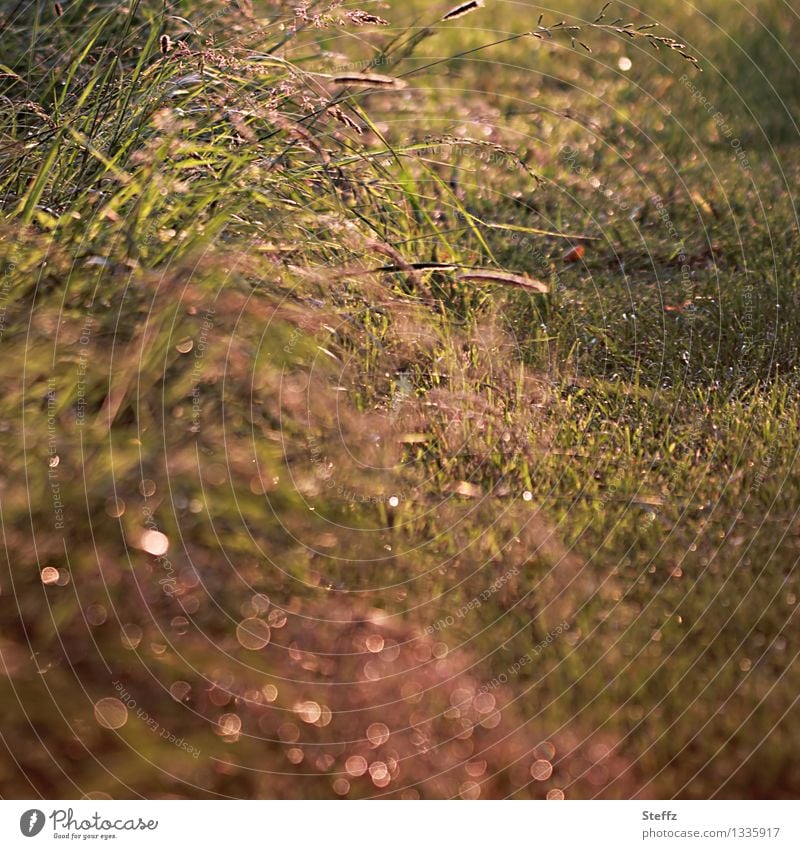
(2, 801, 796, 848)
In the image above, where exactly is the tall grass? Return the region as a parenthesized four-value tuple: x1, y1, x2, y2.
(1, 0, 799, 800)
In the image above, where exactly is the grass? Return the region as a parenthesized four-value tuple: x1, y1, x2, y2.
(0, 0, 799, 799)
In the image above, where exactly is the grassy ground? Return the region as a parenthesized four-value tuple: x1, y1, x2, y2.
(1, 0, 798, 799)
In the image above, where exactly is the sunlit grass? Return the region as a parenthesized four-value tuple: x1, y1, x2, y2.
(0, 0, 798, 799)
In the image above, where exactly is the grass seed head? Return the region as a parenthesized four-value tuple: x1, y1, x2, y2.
(457, 270, 549, 293)
(332, 72, 407, 89)
(442, 0, 485, 22)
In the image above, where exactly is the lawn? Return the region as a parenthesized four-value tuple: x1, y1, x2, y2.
(0, 0, 798, 799)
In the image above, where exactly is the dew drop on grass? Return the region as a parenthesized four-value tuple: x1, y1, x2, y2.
(345, 755, 368, 776)
(531, 759, 553, 780)
(381, 640, 400, 662)
(218, 713, 242, 735)
(278, 722, 299, 742)
(295, 701, 322, 724)
(450, 688, 472, 709)
(363, 660, 381, 681)
(534, 741, 556, 760)
(316, 705, 332, 727)
(94, 697, 128, 729)
(239, 600, 257, 618)
(459, 780, 481, 799)
(369, 761, 389, 786)
(333, 778, 350, 795)
(252, 593, 270, 613)
(473, 692, 495, 714)
(170, 616, 189, 635)
(140, 529, 168, 556)
(267, 608, 287, 628)
(287, 747, 304, 764)
(105, 496, 125, 517)
(316, 754, 335, 772)
(365, 634, 384, 653)
(85, 604, 107, 626)
(139, 479, 156, 497)
(121, 624, 143, 650)
(366, 722, 390, 747)
(40, 567, 60, 585)
(480, 710, 502, 729)
(236, 618, 271, 650)
(170, 681, 191, 701)
(181, 596, 200, 614)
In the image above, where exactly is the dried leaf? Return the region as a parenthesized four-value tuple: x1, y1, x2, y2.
(562, 245, 585, 263)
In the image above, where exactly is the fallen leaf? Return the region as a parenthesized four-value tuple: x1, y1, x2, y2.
(562, 245, 585, 263)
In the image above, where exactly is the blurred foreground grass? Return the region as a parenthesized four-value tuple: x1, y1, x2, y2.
(0, 0, 798, 798)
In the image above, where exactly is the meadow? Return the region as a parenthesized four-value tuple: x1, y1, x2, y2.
(0, 0, 798, 799)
